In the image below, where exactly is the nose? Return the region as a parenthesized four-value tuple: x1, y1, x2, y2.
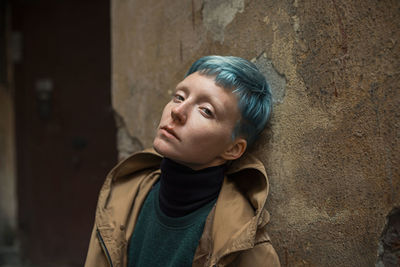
(171, 103, 187, 124)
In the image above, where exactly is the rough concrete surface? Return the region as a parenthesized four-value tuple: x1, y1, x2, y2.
(111, 0, 400, 265)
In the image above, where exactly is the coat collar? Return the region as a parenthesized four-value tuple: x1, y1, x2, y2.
(109, 148, 162, 179)
(111, 149, 270, 220)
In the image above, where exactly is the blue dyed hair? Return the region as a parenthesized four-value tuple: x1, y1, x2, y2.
(185, 55, 272, 146)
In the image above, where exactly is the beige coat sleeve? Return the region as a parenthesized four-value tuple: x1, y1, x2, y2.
(234, 242, 281, 267)
(84, 225, 110, 267)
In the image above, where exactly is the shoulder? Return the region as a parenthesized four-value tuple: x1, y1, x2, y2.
(234, 218, 280, 267)
(109, 148, 162, 180)
(96, 148, 162, 211)
(234, 241, 280, 267)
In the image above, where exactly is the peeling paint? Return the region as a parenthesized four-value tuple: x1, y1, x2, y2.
(253, 52, 286, 104)
(376, 208, 400, 266)
(202, 0, 244, 43)
(263, 15, 270, 25)
(292, 15, 300, 33)
(114, 112, 143, 160)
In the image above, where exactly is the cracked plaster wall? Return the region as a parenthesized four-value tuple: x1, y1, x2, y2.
(111, 0, 400, 265)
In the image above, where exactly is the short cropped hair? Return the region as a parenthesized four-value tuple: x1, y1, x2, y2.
(186, 55, 272, 146)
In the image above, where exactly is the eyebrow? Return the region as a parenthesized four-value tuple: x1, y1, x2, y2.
(175, 83, 189, 94)
(175, 84, 226, 118)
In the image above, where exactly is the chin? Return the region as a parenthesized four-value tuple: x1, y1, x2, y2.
(152, 139, 163, 156)
(153, 138, 173, 158)
(153, 139, 185, 164)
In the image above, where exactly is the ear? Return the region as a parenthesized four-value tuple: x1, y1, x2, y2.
(220, 138, 247, 161)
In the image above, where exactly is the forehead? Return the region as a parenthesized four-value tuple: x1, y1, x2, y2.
(177, 72, 239, 116)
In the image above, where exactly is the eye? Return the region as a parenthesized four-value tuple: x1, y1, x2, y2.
(173, 94, 185, 102)
(200, 107, 214, 118)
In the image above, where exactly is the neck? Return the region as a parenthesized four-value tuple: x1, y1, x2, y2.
(172, 158, 227, 171)
(158, 158, 225, 217)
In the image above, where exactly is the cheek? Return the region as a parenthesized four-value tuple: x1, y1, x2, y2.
(189, 125, 232, 147)
(159, 105, 171, 123)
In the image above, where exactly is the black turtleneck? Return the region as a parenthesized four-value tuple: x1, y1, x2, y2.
(158, 158, 225, 218)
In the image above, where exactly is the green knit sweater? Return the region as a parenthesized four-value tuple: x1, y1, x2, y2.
(127, 182, 216, 267)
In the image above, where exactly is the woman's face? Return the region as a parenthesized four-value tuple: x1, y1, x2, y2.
(153, 72, 242, 170)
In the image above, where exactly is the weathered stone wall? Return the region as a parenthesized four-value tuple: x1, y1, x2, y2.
(111, 0, 400, 265)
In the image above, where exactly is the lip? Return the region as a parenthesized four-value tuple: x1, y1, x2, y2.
(160, 126, 180, 141)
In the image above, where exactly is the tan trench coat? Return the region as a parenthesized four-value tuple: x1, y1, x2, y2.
(84, 149, 280, 267)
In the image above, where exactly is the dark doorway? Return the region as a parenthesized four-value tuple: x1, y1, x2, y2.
(12, 1, 116, 266)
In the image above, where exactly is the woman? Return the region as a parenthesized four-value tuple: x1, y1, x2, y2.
(85, 55, 280, 267)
